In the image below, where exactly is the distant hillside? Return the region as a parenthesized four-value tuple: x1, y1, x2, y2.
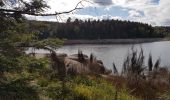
(154, 26, 170, 37)
(28, 18, 166, 39)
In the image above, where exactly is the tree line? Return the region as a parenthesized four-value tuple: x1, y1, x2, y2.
(28, 18, 166, 40)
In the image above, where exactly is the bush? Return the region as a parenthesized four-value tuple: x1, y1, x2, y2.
(37, 77, 49, 87)
(159, 91, 170, 100)
(71, 76, 137, 100)
(72, 82, 137, 100)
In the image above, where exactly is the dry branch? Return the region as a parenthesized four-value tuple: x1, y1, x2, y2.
(0, 0, 89, 16)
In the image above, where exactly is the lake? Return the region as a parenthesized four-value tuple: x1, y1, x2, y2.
(28, 41, 170, 72)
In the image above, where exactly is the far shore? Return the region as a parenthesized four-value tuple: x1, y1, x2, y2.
(64, 38, 169, 45)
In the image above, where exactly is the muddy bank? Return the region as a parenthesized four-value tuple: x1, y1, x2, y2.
(64, 38, 167, 45)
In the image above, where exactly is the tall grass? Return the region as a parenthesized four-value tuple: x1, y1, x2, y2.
(121, 48, 145, 79)
(148, 53, 153, 72)
(112, 47, 170, 100)
(78, 50, 85, 63)
(42, 48, 170, 100)
(113, 62, 118, 74)
(90, 53, 96, 63)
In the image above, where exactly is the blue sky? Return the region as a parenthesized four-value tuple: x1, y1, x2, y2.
(29, 0, 170, 26)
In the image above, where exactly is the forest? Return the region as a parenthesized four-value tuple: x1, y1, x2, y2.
(28, 18, 167, 40)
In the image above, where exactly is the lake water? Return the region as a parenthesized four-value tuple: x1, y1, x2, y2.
(29, 41, 170, 72)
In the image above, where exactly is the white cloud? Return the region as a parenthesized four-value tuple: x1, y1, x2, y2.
(26, 14, 122, 22)
(25, 0, 170, 26)
(109, 0, 170, 26)
(93, 0, 113, 6)
(43, 0, 116, 13)
(128, 10, 142, 17)
(138, 0, 170, 26)
(44, 0, 83, 13)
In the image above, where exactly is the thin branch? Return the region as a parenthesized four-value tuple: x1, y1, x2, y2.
(0, 8, 82, 16)
(0, 0, 88, 16)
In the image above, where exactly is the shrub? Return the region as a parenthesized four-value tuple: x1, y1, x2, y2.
(37, 77, 49, 87)
(158, 91, 170, 100)
(71, 76, 137, 100)
(72, 82, 136, 100)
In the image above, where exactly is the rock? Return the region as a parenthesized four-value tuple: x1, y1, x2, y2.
(68, 54, 89, 61)
(65, 54, 112, 75)
(64, 58, 91, 75)
(97, 60, 103, 65)
(70, 54, 88, 58)
(57, 53, 68, 58)
(29, 52, 112, 75)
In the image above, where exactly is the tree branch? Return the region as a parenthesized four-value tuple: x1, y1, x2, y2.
(0, 0, 86, 16)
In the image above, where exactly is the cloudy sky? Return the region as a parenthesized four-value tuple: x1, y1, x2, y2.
(31, 0, 170, 26)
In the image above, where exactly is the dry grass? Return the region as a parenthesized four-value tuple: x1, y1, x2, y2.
(112, 48, 170, 100)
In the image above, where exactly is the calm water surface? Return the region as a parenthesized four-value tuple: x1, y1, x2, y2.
(29, 41, 170, 72)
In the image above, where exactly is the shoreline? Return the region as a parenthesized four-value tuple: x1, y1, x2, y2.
(64, 38, 168, 45)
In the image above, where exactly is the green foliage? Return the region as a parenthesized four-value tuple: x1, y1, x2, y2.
(154, 26, 170, 37)
(25, 57, 50, 74)
(39, 75, 137, 100)
(42, 82, 70, 100)
(29, 19, 165, 40)
(0, 77, 39, 100)
(71, 76, 96, 86)
(71, 76, 137, 100)
(159, 91, 170, 100)
(37, 77, 49, 87)
(0, 1, 63, 100)
(33, 38, 64, 49)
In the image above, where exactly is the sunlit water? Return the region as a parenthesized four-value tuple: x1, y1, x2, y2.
(27, 41, 170, 72)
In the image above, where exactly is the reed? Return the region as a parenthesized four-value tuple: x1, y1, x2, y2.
(78, 50, 85, 63)
(113, 62, 118, 75)
(121, 48, 145, 78)
(112, 47, 170, 100)
(148, 53, 153, 72)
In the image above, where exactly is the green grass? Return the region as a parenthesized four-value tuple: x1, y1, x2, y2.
(36, 75, 138, 100)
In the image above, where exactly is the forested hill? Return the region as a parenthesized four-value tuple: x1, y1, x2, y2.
(28, 18, 166, 39)
(154, 26, 170, 37)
